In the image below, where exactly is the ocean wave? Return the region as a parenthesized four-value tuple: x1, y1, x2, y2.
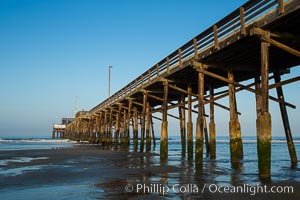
(0, 138, 76, 144)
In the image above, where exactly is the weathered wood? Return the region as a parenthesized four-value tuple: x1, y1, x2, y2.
(126, 100, 132, 146)
(150, 114, 156, 148)
(147, 93, 164, 102)
(146, 102, 151, 152)
(277, 0, 284, 15)
(193, 61, 295, 109)
(103, 111, 107, 144)
(121, 109, 127, 147)
(213, 25, 219, 49)
(140, 93, 147, 152)
(114, 105, 121, 148)
(187, 83, 193, 160)
(257, 39, 272, 179)
(240, 7, 246, 35)
(209, 86, 216, 159)
(169, 84, 198, 97)
(133, 107, 138, 151)
(178, 49, 182, 67)
(179, 95, 186, 157)
(156, 64, 160, 77)
(166, 57, 170, 73)
(228, 68, 243, 166)
(161, 82, 169, 160)
(269, 76, 300, 91)
(193, 38, 198, 59)
(195, 68, 204, 167)
(203, 108, 210, 157)
(274, 73, 297, 165)
(268, 38, 300, 58)
(132, 100, 144, 107)
(109, 108, 114, 145)
(148, 70, 151, 83)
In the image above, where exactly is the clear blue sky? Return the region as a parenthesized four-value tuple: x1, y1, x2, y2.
(0, 0, 299, 139)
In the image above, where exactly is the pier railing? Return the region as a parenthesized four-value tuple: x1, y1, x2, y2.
(90, 0, 283, 114)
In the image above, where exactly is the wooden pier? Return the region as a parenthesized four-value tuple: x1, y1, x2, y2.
(52, 118, 74, 139)
(63, 0, 300, 179)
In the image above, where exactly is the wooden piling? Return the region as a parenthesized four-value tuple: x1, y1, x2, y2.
(150, 114, 156, 148)
(274, 73, 297, 166)
(108, 108, 114, 145)
(179, 95, 186, 156)
(195, 69, 204, 167)
(257, 39, 272, 178)
(121, 109, 127, 146)
(203, 109, 210, 157)
(228, 68, 243, 165)
(126, 100, 132, 147)
(133, 107, 139, 151)
(140, 92, 147, 152)
(146, 102, 151, 152)
(114, 106, 121, 148)
(103, 112, 107, 144)
(187, 83, 193, 160)
(160, 82, 169, 160)
(99, 113, 104, 144)
(209, 86, 216, 159)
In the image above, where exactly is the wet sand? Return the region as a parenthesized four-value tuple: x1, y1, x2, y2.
(0, 145, 299, 199)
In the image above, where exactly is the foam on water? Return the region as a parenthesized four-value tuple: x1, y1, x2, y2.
(0, 138, 76, 150)
(0, 157, 48, 166)
(0, 165, 48, 176)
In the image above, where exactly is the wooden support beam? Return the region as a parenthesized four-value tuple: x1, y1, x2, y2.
(195, 65, 204, 167)
(251, 27, 300, 58)
(274, 73, 297, 165)
(108, 108, 114, 144)
(257, 37, 272, 179)
(132, 100, 144, 107)
(228, 68, 243, 166)
(209, 85, 216, 159)
(140, 92, 147, 152)
(179, 95, 186, 157)
(114, 105, 121, 147)
(192, 61, 295, 109)
(269, 76, 300, 90)
(146, 102, 151, 152)
(147, 93, 164, 102)
(268, 38, 300, 58)
(169, 84, 198, 97)
(125, 100, 132, 146)
(152, 115, 162, 121)
(160, 82, 169, 160)
(187, 83, 193, 160)
(133, 107, 138, 151)
(203, 107, 210, 158)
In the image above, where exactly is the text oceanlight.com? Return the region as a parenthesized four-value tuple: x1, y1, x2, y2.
(124, 183, 294, 195)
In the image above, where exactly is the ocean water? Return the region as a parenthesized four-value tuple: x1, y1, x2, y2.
(0, 136, 300, 199)
(1, 136, 300, 183)
(0, 138, 75, 150)
(153, 136, 300, 184)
